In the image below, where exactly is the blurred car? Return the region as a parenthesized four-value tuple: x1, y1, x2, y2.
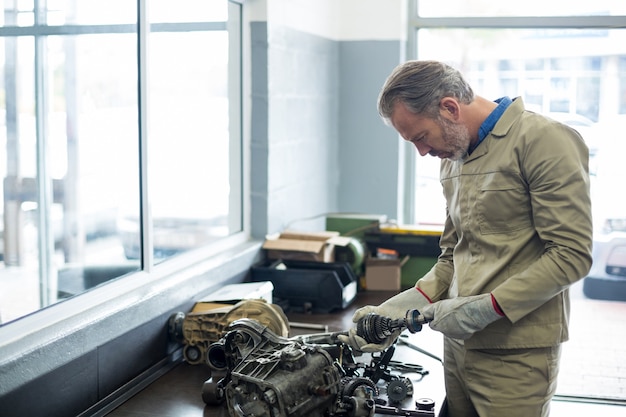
(582, 133, 626, 301)
(118, 212, 228, 260)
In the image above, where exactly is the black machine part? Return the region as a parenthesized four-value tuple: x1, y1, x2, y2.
(386, 378, 414, 404)
(204, 319, 376, 417)
(356, 310, 430, 344)
(202, 319, 435, 417)
(375, 404, 434, 417)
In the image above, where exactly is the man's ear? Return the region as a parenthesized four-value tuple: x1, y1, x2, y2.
(439, 97, 460, 120)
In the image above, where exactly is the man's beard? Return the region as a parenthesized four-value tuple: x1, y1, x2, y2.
(438, 116, 472, 161)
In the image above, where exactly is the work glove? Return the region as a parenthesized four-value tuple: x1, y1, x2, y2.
(421, 293, 504, 340)
(338, 287, 431, 352)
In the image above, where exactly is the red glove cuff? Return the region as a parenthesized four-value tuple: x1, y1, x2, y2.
(491, 294, 505, 316)
(415, 287, 432, 303)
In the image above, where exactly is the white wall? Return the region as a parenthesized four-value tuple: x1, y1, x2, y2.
(248, 0, 408, 235)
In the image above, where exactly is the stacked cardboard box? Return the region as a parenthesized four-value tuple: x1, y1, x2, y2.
(262, 230, 351, 262)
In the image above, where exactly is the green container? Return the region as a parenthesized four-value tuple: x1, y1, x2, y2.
(363, 226, 442, 289)
(325, 213, 387, 240)
(401, 256, 438, 289)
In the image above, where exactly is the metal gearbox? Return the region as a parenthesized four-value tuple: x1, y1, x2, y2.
(168, 298, 290, 365)
(204, 319, 377, 417)
(203, 319, 435, 417)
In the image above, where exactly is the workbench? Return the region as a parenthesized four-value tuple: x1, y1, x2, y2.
(103, 291, 446, 417)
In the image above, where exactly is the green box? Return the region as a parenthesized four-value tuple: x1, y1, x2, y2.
(362, 226, 442, 289)
(401, 256, 438, 289)
(325, 213, 387, 240)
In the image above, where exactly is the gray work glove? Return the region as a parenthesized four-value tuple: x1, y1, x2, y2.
(421, 293, 504, 340)
(339, 326, 400, 353)
(338, 287, 431, 352)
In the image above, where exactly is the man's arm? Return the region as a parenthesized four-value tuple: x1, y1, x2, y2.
(414, 213, 457, 302)
(492, 121, 593, 322)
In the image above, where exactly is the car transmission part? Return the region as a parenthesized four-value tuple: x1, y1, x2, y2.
(204, 318, 374, 417)
(168, 298, 289, 365)
(203, 318, 435, 417)
(386, 378, 414, 404)
(356, 310, 429, 344)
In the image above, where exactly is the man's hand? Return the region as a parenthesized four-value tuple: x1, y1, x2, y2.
(337, 287, 431, 352)
(421, 293, 504, 340)
(338, 327, 400, 353)
(353, 286, 431, 323)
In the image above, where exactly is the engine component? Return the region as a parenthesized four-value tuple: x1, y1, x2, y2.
(387, 360, 429, 382)
(356, 310, 429, 344)
(339, 377, 379, 417)
(205, 318, 374, 417)
(415, 398, 435, 411)
(363, 345, 397, 384)
(203, 318, 435, 417)
(202, 377, 226, 405)
(340, 377, 378, 398)
(168, 298, 289, 365)
(375, 404, 434, 416)
(386, 378, 414, 404)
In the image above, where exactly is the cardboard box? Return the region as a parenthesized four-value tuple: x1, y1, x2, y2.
(262, 230, 351, 262)
(364, 224, 442, 288)
(365, 255, 409, 291)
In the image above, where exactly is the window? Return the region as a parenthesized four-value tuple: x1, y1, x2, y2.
(417, 0, 626, 17)
(409, 0, 626, 403)
(0, 1, 243, 324)
(620, 57, 626, 113)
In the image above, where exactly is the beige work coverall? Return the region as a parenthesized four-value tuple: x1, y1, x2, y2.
(416, 97, 593, 417)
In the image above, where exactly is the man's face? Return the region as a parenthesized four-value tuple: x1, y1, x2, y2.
(390, 101, 471, 161)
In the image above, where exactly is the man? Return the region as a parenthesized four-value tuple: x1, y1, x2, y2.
(339, 60, 593, 416)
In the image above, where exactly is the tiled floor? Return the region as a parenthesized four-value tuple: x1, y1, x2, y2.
(551, 400, 625, 417)
(557, 279, 626, 401)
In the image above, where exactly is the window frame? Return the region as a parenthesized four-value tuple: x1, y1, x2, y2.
(0, 0, 250, 394)
(0, 0, 247, 312)
(404, 1, 626, 223)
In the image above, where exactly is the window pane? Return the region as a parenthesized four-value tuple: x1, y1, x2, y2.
(49, 33, 141, 275)
(47, 0, 137, 25)
(413, 27, 626, 402)
(0, 1, 242, 324)
(143, 30, 235, 263)
(1, 36, 40, 321)
(0, 32, 141, 324)
(416, 28, 623, 123)
(619, 57, 626, 113)
(2, 33, 140, 323)
(417, 0, 626, 17)
(0, 1, 33, 26)
(149, 0, 228, 23)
